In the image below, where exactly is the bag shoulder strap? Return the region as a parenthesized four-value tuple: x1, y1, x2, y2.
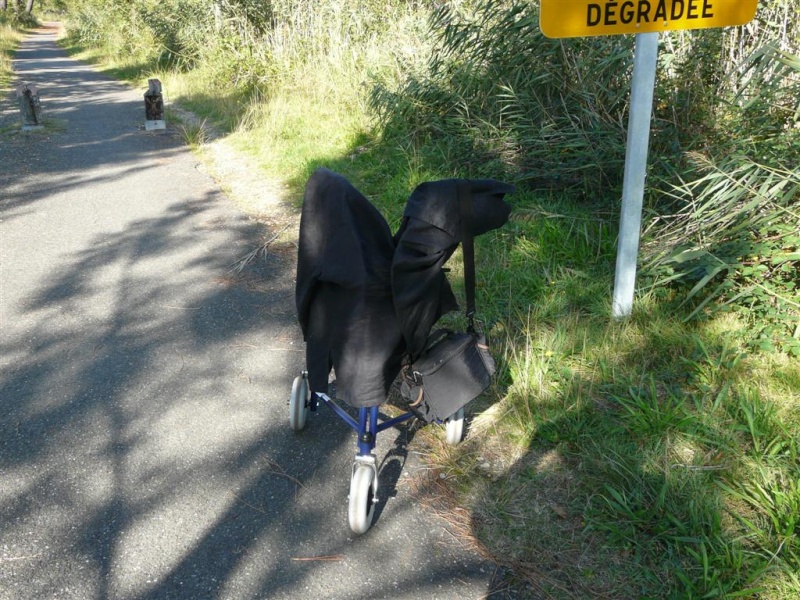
(458, 181, 477, 333)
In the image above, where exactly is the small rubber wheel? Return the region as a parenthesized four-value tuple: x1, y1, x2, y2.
(289, 375, 309, 431)
(348, 465, 377, 534)
(445, 407, 465, 445)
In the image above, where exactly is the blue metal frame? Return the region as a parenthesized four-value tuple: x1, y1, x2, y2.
(314, 392, 416, 456)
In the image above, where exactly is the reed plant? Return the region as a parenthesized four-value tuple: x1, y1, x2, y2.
(369, 0, 800, 353)
(643, 39, 800, 356)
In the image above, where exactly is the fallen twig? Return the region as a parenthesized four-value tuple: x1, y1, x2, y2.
(230, 225, 291, 273)
(0, 555, 40, 563)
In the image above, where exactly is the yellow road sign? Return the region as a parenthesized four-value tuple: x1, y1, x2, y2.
(540, 0, 758, 39)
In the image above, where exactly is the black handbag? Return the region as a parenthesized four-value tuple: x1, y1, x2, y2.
(400, 182, 496, 422)
(400, 329, 495, 422)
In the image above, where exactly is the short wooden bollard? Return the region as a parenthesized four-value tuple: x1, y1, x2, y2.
(17, 84, 43, 130)
(144, 79, 166, 131)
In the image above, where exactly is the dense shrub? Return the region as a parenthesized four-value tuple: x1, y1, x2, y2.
(1, 3, 38, 27)
(63, 0, 421, 91)
(370, 1, 634, 195)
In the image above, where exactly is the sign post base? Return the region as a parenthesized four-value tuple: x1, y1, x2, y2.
(145, 120, 166, 131)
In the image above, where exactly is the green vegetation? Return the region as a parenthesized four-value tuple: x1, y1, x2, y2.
(41, 0, 800, 596)
(0, 11, 25, 89)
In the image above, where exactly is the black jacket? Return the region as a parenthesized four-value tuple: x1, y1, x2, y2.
(296, 168, 405, 407)
(296, 168, 513, 407)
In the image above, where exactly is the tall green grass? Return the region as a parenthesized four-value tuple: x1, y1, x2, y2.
(643, 152, 800, 356)
(0, 13, 24, 90)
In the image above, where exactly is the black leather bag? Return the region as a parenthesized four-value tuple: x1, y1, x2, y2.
(400, 330, 496, 422)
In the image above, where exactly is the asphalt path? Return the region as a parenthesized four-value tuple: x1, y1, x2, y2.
(0, 25, 510, 600)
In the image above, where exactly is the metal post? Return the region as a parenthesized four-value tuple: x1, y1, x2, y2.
(612, 32, 659, 319)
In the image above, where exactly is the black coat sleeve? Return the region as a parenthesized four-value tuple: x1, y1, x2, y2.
(392, 178, 514, 359)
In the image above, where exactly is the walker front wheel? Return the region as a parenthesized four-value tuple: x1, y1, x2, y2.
(289, 375, 309, 431)
(444, 407, 465, 445)
(348, 465, 377, 534)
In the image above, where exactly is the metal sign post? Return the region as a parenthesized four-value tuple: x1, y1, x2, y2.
(612, 32, 659, 318)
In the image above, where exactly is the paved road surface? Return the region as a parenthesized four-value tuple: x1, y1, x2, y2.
(0, 25, 509, 600)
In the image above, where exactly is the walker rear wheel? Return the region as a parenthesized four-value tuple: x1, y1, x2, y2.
(348, 465, 377, 534)
(289, 375, 309, 431)
(444, 407, 465, 445)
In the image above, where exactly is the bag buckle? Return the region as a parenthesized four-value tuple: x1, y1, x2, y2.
(466, 311, 476, 334)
